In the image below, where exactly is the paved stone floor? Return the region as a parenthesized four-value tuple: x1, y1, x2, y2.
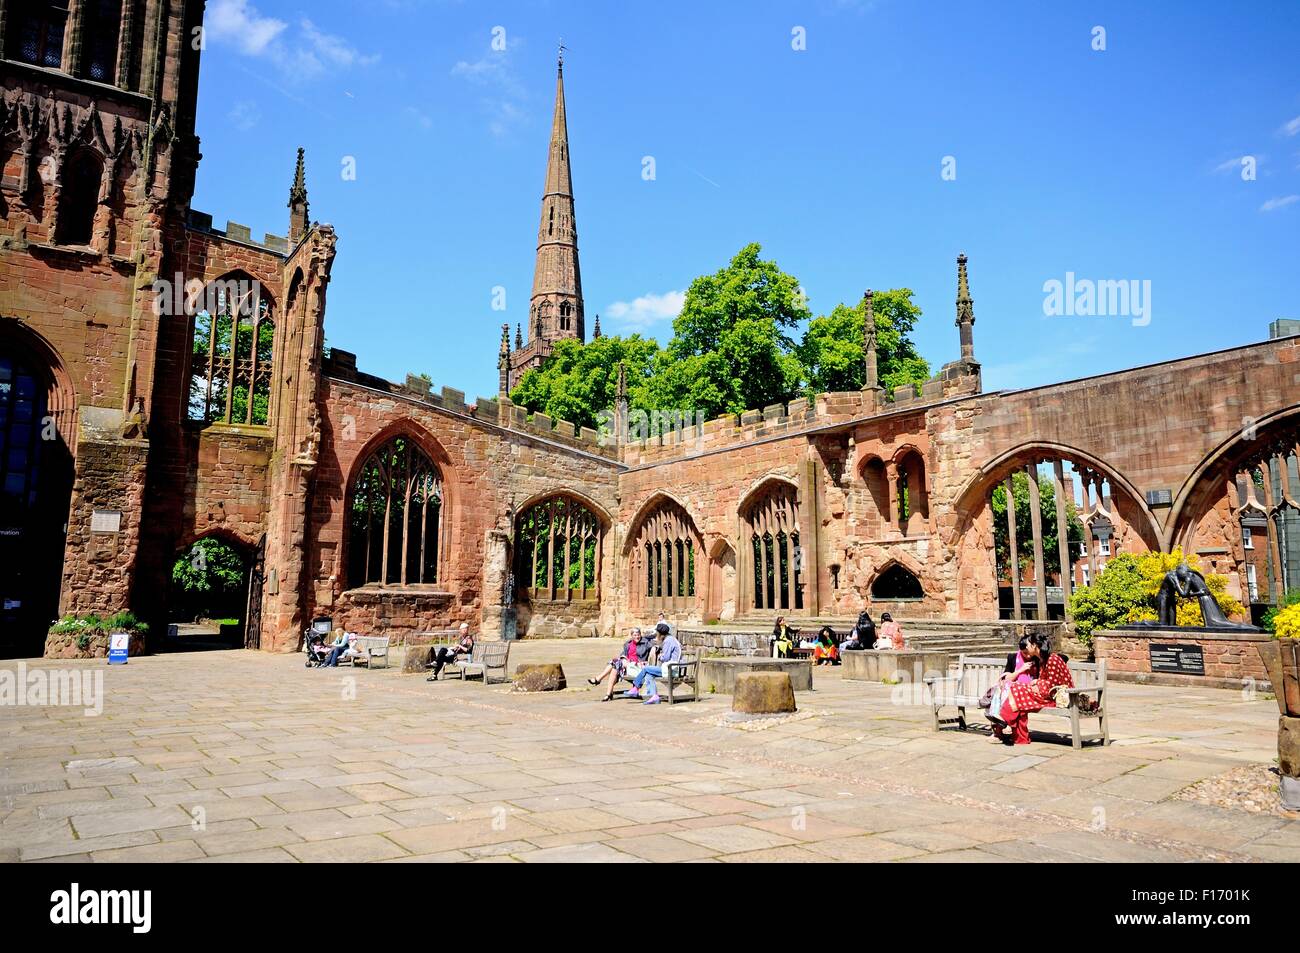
(2, 639, 1297, 863)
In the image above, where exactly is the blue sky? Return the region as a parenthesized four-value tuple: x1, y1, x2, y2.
(192, 0, 1300, 399)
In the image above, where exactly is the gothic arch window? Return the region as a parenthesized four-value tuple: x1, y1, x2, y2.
(515, 495, 603, 600)
(872, 563, 924, 600)
(895, 448, 928, 529)
(742, 481, 803, 611)
(347, 436, 443, 587)
(8, 1, 68, 69)
(188, 274, 275, 426)
(628, 498, 699, 612)
(559, 301, 572, 331)
(83, 0, 122, 82)
(55, 149, 102, 246)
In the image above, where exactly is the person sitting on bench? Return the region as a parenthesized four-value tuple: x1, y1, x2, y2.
(427, 622, 474, 681)
(624, 623, 680, 705)
(321, 631, 362, 667)
(769, 616, 795, 658)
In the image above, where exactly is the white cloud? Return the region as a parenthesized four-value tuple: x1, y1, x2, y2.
(1260, 195, 1300, 212)
(206, 0, 286, 56)
(605, 291, 686, 329)
(205, 4, 377, 83)
(452, 38, 529, 136)
(227, 100, 262, 131)
(1212, 156, 1247, 173)
(1280, 115, 1300, 137)
(403, 106, 433, 130)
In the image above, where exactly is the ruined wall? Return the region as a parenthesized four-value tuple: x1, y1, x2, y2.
(302, 373, 621, 650)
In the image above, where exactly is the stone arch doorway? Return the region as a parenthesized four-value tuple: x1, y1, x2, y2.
(704, 539, 735, 622)
(1168, 408, 1300, 615)
(0, 323, 74, 658)
(950, 442, 1159, 620)
(166, 533, 258, 651)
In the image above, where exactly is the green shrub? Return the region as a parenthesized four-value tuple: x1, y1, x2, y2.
(1262, 590, 1300, 634)
(1068, 549, 1244, 642)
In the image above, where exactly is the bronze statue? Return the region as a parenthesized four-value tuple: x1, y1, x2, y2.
(1143, 561, 1256, 630)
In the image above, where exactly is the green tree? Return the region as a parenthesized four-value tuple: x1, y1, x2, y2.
(170, 537, 249, 622)
(654, 243, 809, 418)
(797, 288, 931, 396)
(509, 334, 661, 431)
(990, 470, 1083, 580)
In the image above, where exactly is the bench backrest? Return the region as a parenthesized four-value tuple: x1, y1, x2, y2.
(952, 655, 1006, 698)
(1068, 658, 1106, 689)
(480, 642, 510, 669)
(356, 635, 389, 651)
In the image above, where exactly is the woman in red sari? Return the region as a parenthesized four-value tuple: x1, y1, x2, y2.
(995, 635, 1073, 745)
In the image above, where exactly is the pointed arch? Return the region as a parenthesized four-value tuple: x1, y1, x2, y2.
(739, 476, 804, 612)
(187, 271, 278, 426)
(949, 441, 1160, 549)
(1167, 403, 1300, 551)
(624, 493, 702, 614)
(55, 147, 104, 246)
(514, 491, 607, 601)
(870, 558, 926, 600)
(343, 419, 454, 589)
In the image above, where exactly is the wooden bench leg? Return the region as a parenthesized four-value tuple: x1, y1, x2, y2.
(1069, 706, 1082, 750)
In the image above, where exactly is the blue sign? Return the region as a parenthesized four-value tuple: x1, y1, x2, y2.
(108, 631, 129, 665)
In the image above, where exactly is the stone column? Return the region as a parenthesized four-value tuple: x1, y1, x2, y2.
(1054, 460, 1073, 605)
(115, 0, 136, 89)
(1260, 458, 1285, 603)
(1004, 476, 1022, 620)
(1025, 462, 1049, 620)
(802, 454, 820, 615)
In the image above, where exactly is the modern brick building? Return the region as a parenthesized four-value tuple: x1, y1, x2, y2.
(2, 3, 1297, 658)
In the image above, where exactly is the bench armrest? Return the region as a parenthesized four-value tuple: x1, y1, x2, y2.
(924, 674, 957, 687)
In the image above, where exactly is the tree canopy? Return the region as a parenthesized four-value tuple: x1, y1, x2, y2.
(990, 470, 1084, 579)
(507, 242, 934, 431)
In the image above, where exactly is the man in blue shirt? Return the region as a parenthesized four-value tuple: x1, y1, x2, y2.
(625, 622, 680, 705)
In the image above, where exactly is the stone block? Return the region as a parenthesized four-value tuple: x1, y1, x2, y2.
(1280, 716, 1300, 778)
(513, 663, 566, 692)
(698, 657, 813, 693)
(732, 672, 796, 714)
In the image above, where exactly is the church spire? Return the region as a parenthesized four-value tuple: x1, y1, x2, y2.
(955, 252, 976, 363)
(528, 48, 584, 343)
(288, 147, 309, 243)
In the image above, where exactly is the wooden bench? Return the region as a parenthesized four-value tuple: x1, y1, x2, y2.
(450, 640, 511, 685)
(653, 654, 700, 704)
(924, 654, 1109, 749)
(346, 635, 391, 669)
(617, 655, 701, 703)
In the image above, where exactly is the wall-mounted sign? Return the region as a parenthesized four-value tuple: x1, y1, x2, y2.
(1149, 642, 1204, 675)
(1145, 489, 1173, 506)
(108, 631, 129, 665)
(91, 510, 122, 534)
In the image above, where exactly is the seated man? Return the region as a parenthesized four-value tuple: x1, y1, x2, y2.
(624, 622, 681, 705)
(427, 622, 474, 681)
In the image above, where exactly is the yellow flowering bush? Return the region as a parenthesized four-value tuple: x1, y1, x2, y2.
(1273, 603, 1300, 640)
(1126, 549, 1244, 626)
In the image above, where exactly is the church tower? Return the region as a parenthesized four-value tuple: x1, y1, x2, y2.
(508, 48, 585, 392)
